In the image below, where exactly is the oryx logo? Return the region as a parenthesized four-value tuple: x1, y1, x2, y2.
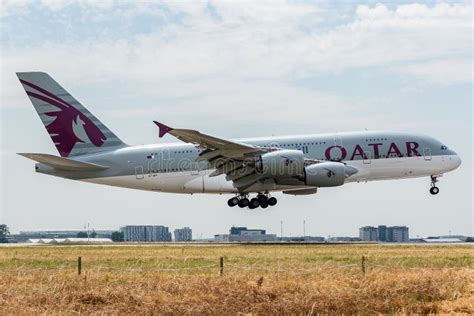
(325, 169, 335, 178)
(20, 79, 107, 157)
(282, 156, 293, 166)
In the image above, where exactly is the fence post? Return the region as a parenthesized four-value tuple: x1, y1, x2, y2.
(361, 255, 366, 274)
(220, 256, 224, 276)
(78, 256, 82, 275)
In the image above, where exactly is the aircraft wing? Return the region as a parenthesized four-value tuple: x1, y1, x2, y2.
(154, 121, 270, 191)
(154, 121, 258, 152)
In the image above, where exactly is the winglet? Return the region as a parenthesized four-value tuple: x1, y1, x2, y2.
(153, 121, 173, 138)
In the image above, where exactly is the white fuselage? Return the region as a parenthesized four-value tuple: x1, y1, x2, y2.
(79, 131, 462, 194)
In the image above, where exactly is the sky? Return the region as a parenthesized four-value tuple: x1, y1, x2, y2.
(0, 0, 472, 238)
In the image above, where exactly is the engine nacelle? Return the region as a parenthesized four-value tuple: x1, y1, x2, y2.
(257, 150, 304, 177)
(303, 162, 346, 187)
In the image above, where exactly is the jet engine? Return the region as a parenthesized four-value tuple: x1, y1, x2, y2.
(256, 150, 304, 177)
(303, 162, 348, 187)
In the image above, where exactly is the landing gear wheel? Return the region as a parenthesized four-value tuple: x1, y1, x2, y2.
(238, 198, 249, 208)
(430, 186, 439, 195)
(260, 200, 269, 208)
(257, 194, 268, 204)
(268, 197, 277, 206)
(249, 198, 260, 209)
(430, 176, 440, 195)
(227, 197, 239, 207)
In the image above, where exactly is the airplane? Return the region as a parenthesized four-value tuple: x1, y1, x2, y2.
(16, 72, 462, 209)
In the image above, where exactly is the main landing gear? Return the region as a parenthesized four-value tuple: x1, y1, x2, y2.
(227, 193, 277, 209)
(429, 176, 440, 195)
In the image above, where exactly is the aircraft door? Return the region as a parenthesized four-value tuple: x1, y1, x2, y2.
(160, 148, 171, 172)
(191, 162, 199, 175)
(363, 151, 371, 164)
(423, 148, 432, 161)
(135, 166, 144, 180)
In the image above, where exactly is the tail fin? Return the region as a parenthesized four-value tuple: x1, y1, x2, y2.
(16, 72, 125, 157)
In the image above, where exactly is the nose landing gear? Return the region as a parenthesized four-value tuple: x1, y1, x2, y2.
(429, 176, 440, 195)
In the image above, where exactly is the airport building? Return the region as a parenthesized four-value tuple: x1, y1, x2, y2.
(377, 225, 388, 242)
(390, 226, 409, 242)
(219, 226, 277, 242)
(14, 230, 114, 242)
(174, 227, 192, 241)
(27, 238, 112, 244)
(230, 227, 266, 236)
(214, 234, 229, 242)
(279, 236, 325, 242)
(120, 225, 172, 242)
(359, 226, 378, 241)
(327, 237, 362, 242)
(359, 225, 409, 242)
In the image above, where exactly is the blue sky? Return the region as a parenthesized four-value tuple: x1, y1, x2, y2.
(1, 1, 472, 237)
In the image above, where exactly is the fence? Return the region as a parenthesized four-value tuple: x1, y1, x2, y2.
(1, 256, 376, 275)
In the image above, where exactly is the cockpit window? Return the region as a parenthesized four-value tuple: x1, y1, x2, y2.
(441, 145, 448, 150)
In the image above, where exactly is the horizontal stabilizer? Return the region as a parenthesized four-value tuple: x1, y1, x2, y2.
(18, 153, 109, 171)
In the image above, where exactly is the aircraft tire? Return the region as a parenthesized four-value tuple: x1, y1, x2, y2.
(268, 197, 277, 206)
(249, 198, 260, 209)
(228, 197, 239, 207)
(429, 186, 439, 195)
(238, 198, 249, 208)
(257, 194, 268, 204)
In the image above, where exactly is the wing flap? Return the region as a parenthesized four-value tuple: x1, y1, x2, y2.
(209, 160, 244, 177)
(232, 173, 264, 189)
(18, 153, 109, 171)
(225, 166, 256, 181)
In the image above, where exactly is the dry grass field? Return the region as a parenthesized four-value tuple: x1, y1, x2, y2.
(0, 243, 473, 314)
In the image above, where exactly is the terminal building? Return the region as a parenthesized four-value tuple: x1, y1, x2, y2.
(14, 230, 114, 242)
(215, 226, 277, 242)
(120, 225, 172, 242)
(174, 227, 192, 241)
(327, 236, 362, 242)
(279, 236, 325, 242)
(359, 226, 378, 241)
(359, 225, 409, 242)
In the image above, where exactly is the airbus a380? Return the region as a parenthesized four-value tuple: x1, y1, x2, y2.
(17, 72, 461, 209)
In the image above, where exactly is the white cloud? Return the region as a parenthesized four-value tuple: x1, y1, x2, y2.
(301, 3, 472, 74)
(1, 2, 472, 110)
(396, 58, 472, 85)
(0, 0, 114, 16)
(0, 0, 30, 17)
(40, 0, 74, 11)
(39, 0, 114, 11)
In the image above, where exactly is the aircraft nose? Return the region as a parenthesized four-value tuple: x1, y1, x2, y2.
(454, 155, 462, 169)
(448, 154, 462, 170)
